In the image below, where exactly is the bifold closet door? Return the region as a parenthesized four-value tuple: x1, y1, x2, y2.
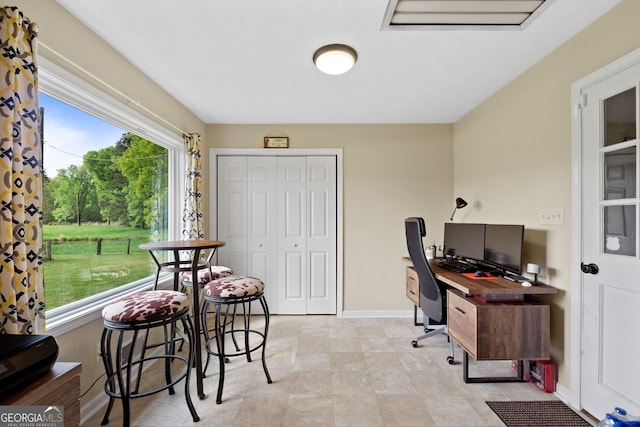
(217, 155, 336, 314)
(276, 156, 336, 314)
(216, 156, 278, 308)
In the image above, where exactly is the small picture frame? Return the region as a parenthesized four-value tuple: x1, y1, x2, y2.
(264, 137, 289, 148)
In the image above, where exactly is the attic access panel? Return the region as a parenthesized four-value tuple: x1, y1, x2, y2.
(382, 0, 550, 30)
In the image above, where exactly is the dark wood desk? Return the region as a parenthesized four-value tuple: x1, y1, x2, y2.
(140, 239, 225, 399)
(1, 362, 81, 426)
(429, 260, 556, 298)
(403, 256, 556, 297)
(404, 257, 557, 383)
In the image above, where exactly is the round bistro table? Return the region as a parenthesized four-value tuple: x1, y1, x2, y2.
(139, 239, 225, 399)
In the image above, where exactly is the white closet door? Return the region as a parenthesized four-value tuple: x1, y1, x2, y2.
(246, 157, 277, 308)
(276, 157, 308, 314)
(217, 154, 337, 315)
(217, 156, 248, 273)
(217, 156, 277, 310)
(306, 156, 337, 314)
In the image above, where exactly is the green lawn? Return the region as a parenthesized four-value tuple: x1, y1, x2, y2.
(43, 224, 159, 309)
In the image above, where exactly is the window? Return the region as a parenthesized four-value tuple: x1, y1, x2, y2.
(40, 58, 185, 333)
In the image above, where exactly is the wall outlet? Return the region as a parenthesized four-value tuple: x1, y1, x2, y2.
(538, 208, 564, 226)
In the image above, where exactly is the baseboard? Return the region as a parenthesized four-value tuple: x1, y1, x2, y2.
(80, 346, 164, 425)
(341, 309, 417, 318)
(553, 382, 576, 408)
(81, 389, 109, 425)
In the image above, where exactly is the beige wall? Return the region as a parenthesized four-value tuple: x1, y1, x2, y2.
(453, 0, 640, 389)
(206, 124, 454, 311)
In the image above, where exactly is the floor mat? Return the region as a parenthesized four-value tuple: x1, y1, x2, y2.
(486, 400, 592, 427)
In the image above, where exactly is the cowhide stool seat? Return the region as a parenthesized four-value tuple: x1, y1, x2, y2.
(202, 276, 272, 404)
(100, 290, 199, 426)
(181, 265, 235, 342)
(181, 265, 234, 289)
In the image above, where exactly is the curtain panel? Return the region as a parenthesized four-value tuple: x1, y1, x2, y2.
(182, 133, 204, 241)
(0, 7, 44, 334)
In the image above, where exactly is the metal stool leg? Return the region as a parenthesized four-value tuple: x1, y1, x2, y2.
(259, 295, 273, 384)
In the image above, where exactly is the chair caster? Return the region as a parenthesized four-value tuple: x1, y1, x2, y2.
(411, 340, 418, 348)
(447, 356, 454, 365)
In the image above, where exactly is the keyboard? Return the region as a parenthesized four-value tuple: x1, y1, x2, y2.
(437, 259, 477, 273)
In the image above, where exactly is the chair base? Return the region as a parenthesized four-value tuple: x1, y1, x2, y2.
(411, 324, 455, 365)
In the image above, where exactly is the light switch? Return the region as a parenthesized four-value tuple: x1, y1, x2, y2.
(538, 208, 564, 226)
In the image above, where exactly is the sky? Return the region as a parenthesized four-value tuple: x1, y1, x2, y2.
(40, 93, 125, 177)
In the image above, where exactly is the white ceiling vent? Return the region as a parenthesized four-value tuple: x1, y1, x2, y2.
(382, 0, 551, 30)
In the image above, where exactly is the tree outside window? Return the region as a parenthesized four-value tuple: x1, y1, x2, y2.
(41, 93, 169, 309)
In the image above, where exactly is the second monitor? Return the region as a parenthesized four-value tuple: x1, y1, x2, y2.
(443, 222, 525, 275)
(483, 224, 524, 275)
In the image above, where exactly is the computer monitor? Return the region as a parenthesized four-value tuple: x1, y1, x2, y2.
(483, 224, 524, 274)
(443, 223, 485, 262)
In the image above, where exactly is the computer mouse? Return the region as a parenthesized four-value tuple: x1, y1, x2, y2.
(474, 271, 487, 277)
(521, 281, 532, 287)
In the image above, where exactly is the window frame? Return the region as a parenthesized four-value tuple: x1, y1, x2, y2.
(39, 57, 185, 336)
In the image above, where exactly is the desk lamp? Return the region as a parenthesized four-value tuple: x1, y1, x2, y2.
(449, 197, 468, 221)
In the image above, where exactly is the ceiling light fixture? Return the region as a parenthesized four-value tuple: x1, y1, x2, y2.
(313, 44, 357, 75)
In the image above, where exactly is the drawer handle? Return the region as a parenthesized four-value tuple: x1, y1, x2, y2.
(454, 306, 466, 315)
(409, 290, 416, 295)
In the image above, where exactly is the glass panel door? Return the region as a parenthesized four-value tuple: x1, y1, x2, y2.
(602, 88, 638, 256)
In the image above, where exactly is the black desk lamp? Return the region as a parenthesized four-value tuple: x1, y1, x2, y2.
(449, 197, 468, 221)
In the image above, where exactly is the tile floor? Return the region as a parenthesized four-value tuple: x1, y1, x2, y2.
(83, 315, 561, 427)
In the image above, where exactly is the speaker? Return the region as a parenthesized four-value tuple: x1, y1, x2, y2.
(0, 334, 59, 398)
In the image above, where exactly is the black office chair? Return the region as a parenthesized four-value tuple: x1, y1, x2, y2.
(405, 217, 455, 365)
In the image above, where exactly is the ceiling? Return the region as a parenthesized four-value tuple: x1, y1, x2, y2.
(56, 0, 621, 124)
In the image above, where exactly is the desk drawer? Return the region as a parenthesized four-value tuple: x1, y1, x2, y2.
(447, 289, 551, 360)
(447, 289, 478, 357)
(406, 266, 420, 306)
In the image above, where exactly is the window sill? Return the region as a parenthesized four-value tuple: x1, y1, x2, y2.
(46, 275, 172, 337)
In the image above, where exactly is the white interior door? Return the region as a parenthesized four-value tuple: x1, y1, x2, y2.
(217, 156, 248, 273)
(580, 60, 640, 419)
(306, 156, 337, 314)
(277, 157, 307, 313)
(247, 157, 278, 308)
(217, 153, 337, 315)
(217, 156, 277, 310)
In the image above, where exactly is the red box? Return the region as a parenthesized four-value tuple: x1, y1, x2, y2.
(511, 360, 531, 381)
(529, 360, 555, 392)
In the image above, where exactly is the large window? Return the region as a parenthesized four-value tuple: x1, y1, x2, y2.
(40, 58, 184, 331)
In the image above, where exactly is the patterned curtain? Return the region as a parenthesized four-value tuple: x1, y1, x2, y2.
(182, 133, 204, 241)
(0, 7, 44, 335)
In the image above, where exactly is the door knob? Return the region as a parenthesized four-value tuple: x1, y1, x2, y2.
(580, 262, 599, 274)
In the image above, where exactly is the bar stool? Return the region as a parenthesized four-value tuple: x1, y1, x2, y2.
(181, 265, 234, 290)
(182, 265, 235, 347)
(100, 290, 200, 426)
(201, 276, 272, 404)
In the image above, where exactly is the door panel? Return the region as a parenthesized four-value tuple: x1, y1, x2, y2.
(306, 156, 337, 313)
(309, 252, 328, 299)
(277, 157, 307, 313)
(217, 157, 247, 273)
(247, 157, 277, 309)
(580, 61, 640, 418)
